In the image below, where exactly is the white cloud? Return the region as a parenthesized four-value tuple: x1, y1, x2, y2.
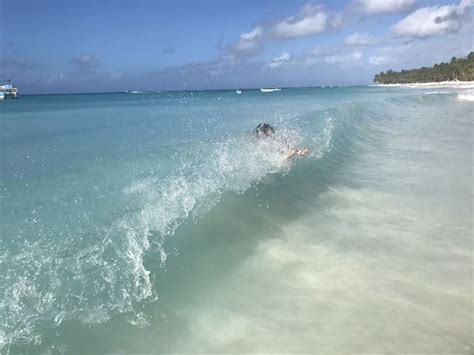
(323, 51, 363, 65)
(240, 27, 263, 41)
(284, 48, 364, 69)
(344, 32, 379, 46)
(225, 27, 264, 59)
(356, 0, 415, 14)
(273, 4, 329, 38)
(223, 3, 343, 59)
(377, 43, 415, 57)
(110, 71, 127, 80)
(392, 0, 472, 38)
(46, 72, 64, 84)
(306, 47, 334, 57)
(369, 56, 392, 65)
(330, 13, 344, 30)
(274, 52, 291, 62)
(269, 52, 290, 68)
(370, 31, 473, 69)
(70, 54, 100, 73)
(232, 27, 264, 54)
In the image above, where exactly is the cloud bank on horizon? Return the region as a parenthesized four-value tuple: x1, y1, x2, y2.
(0, 0, 472, 93)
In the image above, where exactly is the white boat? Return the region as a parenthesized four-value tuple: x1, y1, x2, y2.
(0, 81, 19, 99)
(236, 89, 242, 94)
(0, 92, 4, 100)
(260, 88, 281, 93)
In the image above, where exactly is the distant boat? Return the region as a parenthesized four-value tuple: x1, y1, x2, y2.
(129, 90, 144, 94)
(260, 88, 281, 93)
(236, 89, 242, 94)
(0, 80, 19, 99)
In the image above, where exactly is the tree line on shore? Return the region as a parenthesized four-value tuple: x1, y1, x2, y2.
(373, 52, 474, 84)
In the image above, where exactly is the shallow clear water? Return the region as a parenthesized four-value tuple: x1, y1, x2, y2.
(0, 87, 472, 354)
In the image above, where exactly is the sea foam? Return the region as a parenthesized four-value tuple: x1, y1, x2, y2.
(457, 90, 474, 101)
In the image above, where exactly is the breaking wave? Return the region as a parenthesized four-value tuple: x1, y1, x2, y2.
(1, 90, 463, 351)
(0, 110, 335, 351)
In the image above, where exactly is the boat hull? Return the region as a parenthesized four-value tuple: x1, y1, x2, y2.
(260, 88, 281, 93)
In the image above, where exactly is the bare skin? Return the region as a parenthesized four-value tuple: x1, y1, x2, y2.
(254, 123, 310, 160)
(285, 147, 310, 160)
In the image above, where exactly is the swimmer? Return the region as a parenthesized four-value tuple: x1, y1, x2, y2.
(254, 123, 275, 137)
(254, 123, 310, 159)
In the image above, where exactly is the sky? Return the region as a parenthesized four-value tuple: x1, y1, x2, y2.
(0, 0, 472, 93)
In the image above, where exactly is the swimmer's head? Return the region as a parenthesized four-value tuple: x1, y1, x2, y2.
(255, 123, 275, 137)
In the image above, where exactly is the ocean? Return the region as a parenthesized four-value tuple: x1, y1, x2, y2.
(0, 87, 472, 354)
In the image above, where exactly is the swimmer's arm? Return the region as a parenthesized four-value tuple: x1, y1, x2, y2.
(285, 147, 310, 160)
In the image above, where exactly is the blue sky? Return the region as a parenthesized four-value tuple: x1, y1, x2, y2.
(1, 0, 472, 93)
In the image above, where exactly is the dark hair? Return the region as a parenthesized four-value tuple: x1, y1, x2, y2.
(255, 123, 275, 137)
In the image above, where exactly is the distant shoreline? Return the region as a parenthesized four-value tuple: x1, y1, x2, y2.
(372, 80, 474, 89)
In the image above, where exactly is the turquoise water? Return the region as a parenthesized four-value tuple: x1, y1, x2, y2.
(1, 87, 472, 354)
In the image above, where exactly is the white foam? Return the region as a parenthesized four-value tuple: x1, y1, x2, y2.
(374, 81, 474, 89)
(123, 128, 309, 249)
(423, 91, 450, 95)
(172, 184, 472, 354)
(457, 91, 474, 101)
(316, 116, 334, 158)
(0, 330, 5, 351)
